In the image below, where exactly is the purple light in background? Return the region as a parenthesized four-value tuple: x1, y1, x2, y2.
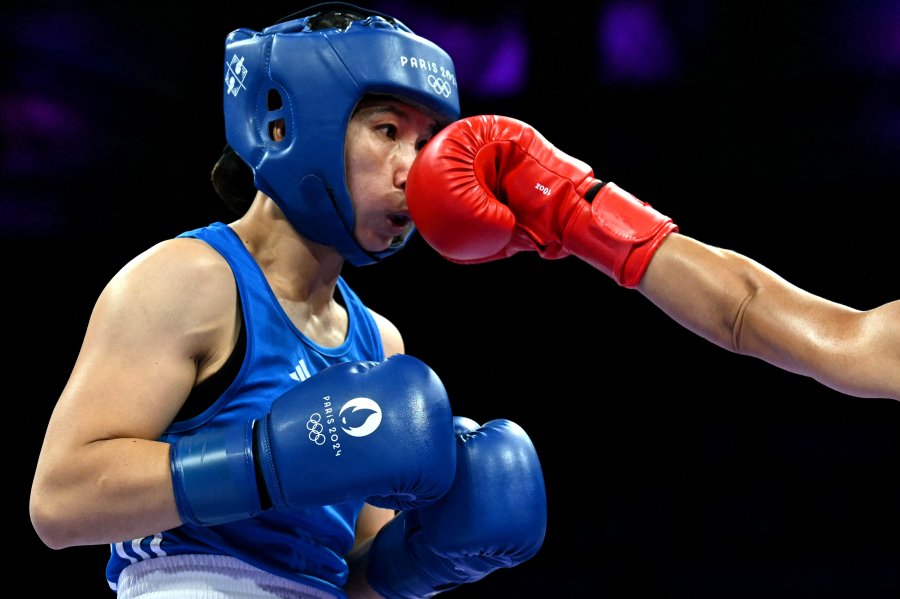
(13, 6, 134, 83)
(597, 1, 678, 83)
(815, 1, 900, 150)
(373, 2, 528, 97)
(478, 25, 528, 95)
(0, 92, 89, 177)
(0, 92, 88, 235)
(826, 1, 900, 73)
(0, 92, 90, 176)
(1, 93, 77, 136)
(0, 194, 67, 237)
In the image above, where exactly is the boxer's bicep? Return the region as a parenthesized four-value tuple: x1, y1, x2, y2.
(31, 239, 237, 547)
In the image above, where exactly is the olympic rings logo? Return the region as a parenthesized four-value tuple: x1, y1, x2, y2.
(307, 413, 326, 445)
(428, 75, 452, 97)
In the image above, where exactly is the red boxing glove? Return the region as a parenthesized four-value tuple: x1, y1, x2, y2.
(407, 114, 678, 288)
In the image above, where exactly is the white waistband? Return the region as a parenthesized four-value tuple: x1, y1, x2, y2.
(115, 554, 341, 599)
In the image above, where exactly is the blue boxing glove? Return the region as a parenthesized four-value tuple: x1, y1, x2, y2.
(170, 354, 456, 526)
(366, 417, 547, 598)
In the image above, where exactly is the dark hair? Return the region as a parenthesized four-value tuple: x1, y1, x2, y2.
(279, 2, 394, 30)
(210, 3, 384, 214)
(210, 145, 258, 215)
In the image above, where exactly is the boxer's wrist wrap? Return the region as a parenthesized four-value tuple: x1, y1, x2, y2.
(563, 181, 678, 288)
(170, 420, 264, 527)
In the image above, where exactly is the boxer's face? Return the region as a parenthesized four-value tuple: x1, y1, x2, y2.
(344, 97, 440, 253)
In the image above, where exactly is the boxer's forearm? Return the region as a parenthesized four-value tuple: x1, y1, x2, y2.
(30, 438, 181, 548)
(640, 233, 900, 398)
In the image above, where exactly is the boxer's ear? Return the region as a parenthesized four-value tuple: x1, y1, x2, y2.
(269, 118, 286, 143)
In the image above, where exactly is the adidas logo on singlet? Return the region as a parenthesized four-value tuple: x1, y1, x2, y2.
(289, 359, 311, 382)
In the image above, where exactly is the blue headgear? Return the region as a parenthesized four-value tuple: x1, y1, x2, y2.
(222, 3, 461, 266)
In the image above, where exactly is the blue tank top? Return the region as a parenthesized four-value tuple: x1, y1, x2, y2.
(105, 222, 386, 596)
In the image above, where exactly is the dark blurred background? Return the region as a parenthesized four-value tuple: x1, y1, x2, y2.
(7, 0, 900, 597)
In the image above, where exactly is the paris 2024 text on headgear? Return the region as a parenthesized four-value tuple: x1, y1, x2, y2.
(222, 2, 461, 266)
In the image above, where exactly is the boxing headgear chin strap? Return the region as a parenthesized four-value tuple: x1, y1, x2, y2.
(222, 4, 461, 266)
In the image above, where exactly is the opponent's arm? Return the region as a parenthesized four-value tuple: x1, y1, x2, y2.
(406, 114, 676, 288)
(30, 238, 234, 548)
(640, 233, 900, 400)
(407, 115, 900, 400)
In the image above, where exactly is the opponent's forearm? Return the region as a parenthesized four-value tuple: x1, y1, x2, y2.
(30, 438, 181, 549)
(640, 234, 900, 399)
(638, 233, 763, 350)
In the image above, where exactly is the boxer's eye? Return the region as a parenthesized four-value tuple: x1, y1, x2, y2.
(379, 124, 398, 140)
